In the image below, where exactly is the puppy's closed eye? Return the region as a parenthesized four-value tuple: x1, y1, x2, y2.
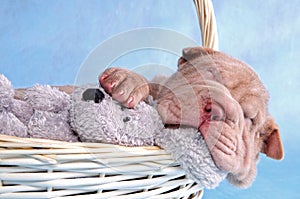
(82, 88, 104, 103)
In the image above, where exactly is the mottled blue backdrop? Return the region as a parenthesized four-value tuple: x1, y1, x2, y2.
(0, 0, 299, 198)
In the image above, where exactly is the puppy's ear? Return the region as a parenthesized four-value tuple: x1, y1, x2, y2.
(260, 116, 284, 160)
(178, 47, 215, 70)
(182, 47, 214, 61)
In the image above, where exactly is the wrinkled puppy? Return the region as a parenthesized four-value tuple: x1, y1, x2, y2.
(100, 47, 284, 188)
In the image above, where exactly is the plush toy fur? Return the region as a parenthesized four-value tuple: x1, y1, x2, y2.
(0, 74, 28, 138)
(70, 85, 161, 146)
(0, 74, 227, 189)
(0, 74, 77, 142)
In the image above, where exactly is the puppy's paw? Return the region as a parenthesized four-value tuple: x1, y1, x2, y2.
(99, 67, 149, 108)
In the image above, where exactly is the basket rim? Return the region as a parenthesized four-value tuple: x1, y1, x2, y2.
(0, 134, 163, 150)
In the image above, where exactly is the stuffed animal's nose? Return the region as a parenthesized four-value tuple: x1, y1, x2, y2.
(82, 88, 105, 103)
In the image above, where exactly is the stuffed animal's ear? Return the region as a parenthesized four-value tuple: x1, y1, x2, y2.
(260, 117, 284, 160)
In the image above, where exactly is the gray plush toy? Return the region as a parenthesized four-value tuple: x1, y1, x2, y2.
(0, 74, 227, 189)
(70, 85, 163, 146)
(0, 74, 78, 142)
(0, 74, 29, 138)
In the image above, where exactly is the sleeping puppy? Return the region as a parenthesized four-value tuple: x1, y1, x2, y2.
(99, 47, 284, 188)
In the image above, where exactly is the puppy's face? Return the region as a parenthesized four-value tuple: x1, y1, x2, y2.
(157, 47, 284, 188)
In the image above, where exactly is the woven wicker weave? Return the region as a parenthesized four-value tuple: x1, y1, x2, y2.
(0, 135, 203, 198)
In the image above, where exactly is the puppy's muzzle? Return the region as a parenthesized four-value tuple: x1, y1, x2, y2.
(157, 80, 241, 131)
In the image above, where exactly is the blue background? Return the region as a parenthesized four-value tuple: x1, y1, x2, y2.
(0, 0, 299, 198)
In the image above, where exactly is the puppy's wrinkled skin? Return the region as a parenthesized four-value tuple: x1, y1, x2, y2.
(99, 47, 284, 188)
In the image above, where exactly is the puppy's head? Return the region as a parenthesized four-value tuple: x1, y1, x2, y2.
(157, 47, 283, 188)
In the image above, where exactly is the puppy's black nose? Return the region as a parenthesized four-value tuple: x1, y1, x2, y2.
(82, 88, 105, 103)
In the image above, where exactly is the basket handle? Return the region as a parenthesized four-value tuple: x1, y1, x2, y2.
(193, 0, 219, 50)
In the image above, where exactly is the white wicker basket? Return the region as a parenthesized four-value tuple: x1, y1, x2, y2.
(0, 134, 203, 199)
